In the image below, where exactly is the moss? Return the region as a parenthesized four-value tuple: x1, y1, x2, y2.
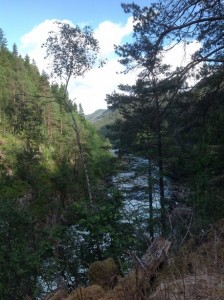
(88, 258, 119, 290)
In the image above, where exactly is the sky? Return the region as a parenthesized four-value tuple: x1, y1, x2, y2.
(1, 0, 199, 114)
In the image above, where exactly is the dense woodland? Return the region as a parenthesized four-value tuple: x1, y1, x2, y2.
(0, 0, 224, 299)
(0, 27, 121, 299)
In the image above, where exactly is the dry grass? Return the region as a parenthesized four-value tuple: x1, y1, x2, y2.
(149, 219, 224, 299)
(45, 289, 68, 300)
(64, 285, 105, 300)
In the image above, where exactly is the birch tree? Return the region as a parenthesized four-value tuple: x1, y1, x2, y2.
(43, 21, 102, 204)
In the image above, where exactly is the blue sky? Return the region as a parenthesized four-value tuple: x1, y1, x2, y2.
(1, 0, 149, 50)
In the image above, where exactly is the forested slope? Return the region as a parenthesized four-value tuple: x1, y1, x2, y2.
(0, 36, 121, 299)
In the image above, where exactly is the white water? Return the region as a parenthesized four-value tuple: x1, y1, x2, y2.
(39, 154, 171, 297)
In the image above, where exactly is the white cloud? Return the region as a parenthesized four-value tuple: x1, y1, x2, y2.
(94, 17, 133, 56)
(163, 40, 201, 69)
(162, 41, 201, 86)
(19, 19, 74, 74)
(18, 18, 135, 114)
(18, 18, 201, 114)
(68, 58, 136, 113)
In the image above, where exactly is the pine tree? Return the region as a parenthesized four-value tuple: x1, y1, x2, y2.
(12, 43, 18, 57)
(0, 28, 7, 50)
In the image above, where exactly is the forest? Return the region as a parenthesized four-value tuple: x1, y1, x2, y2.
(0, 0, 224, 299)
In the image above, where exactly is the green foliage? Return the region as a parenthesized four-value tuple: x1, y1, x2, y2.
(42, 21, 101, 81)
(104, 0, 224, 240)
(59, 193, 143, 282)
(0, 28, 7, 50)
(0, 31, 118, 297)
(0, 199, 42, 299)
(178, 72, 224, 226)
(119, 0, 224, 73)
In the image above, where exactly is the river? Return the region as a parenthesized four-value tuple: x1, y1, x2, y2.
(39, 153, 171, 297)
(112, 154, 170, 228)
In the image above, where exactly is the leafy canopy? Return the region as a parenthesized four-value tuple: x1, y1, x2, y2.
(42, 21, 102, 83)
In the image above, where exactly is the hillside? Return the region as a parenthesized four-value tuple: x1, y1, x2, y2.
(86, 109, 107, 122)
(0, 39, 119, 299)
(86, 108, 121, 133)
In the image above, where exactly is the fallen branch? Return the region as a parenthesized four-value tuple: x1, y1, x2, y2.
(100, 237, 171, 300)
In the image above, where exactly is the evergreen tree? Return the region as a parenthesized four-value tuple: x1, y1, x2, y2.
(12, 43, 18, 57)
(119, 0, 224, 78)
(78, 103, 85, 118)
(167, 68, 224, 228)
(0, 28, 7, 50)
(106, 0, 224, 237)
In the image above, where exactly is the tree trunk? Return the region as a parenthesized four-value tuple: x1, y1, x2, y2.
(157, 122, 166, 235)
(70, 111, 93, 205)
(154, 82, 166, 236)
(63, 80, 93, 205)
(147, 156, 154, 239)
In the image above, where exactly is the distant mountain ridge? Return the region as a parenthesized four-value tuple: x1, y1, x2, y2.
(86, 108, 121, 131)
(85, 109, 107, 122)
